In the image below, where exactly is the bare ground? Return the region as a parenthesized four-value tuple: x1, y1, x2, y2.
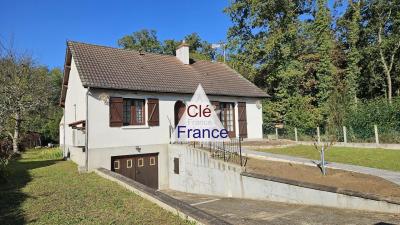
(245, 158, 400, 202)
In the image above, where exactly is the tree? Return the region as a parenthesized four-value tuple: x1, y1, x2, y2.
(312, 0, 337, 107)
(225, 0, 318, 130)
(25, 68, 63, 143)
(338, 0, 362, 103)
(360, 0, 400, 103)
(118, 29, 162, 53)
(0, 46, 50, 153)
(162, 39, 179, 55)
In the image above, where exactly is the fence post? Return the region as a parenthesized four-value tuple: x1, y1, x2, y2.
(294, 128, 298, 142)
(343, 126, 347, 144)
(275, 128, 279, 140)
(317, 127, 321, 144)
(374, 125, 379, 144)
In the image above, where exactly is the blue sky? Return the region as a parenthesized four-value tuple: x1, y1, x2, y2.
(0, 0, 345, 69)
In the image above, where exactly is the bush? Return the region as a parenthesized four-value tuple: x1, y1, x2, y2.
(0, 138, 13, 183)
(345, 98, 400, 143)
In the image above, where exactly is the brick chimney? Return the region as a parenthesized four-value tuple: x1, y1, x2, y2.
(176, 40, 189, 65)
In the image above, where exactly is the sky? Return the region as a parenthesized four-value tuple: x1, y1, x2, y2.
(0, 0, 345, 69)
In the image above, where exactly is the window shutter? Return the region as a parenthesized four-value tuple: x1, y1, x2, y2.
(211, 101, 220, 117)
(148, 98, 159, 126)
(238, 102, 247, 138)
(110, 97, 123, 127)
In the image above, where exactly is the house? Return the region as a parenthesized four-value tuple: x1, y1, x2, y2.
(59, 41, 268, 189)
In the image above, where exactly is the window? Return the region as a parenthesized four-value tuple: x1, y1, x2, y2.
(127, 159, 133, 168)
(138, 158, 144, 167)
(174, 158, 179, 174)
(123, 99, 145, 126)
(149, 157, 156, 166)
(220, 102, 235, 132)
(114, 160, 120, 170)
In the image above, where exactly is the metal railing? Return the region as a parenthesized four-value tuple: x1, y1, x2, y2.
(174, 137, 247, 167)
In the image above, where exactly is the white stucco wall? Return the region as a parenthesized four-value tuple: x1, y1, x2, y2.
(87, 89, 263, 150)
(168, 144, 243, 197)
(167, 145, 400, 213)
(63, 57, 87, 165)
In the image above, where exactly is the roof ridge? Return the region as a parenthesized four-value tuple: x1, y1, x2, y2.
(67, 40, 180, 59)
(67, 40, 220, 65)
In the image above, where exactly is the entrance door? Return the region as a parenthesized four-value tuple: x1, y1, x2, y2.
(111, 153, 159, 189)
(174, 101, 186, 127)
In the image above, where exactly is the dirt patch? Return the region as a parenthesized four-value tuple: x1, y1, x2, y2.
(245, 158, 400, 202)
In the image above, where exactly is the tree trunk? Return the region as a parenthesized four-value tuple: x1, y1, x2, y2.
(387, 72, 392, 104)
(12, 112, 21, 153)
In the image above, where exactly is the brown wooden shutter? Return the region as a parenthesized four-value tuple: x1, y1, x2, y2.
(147, 98, 159, 126)
(110, 97, 123, 127)
(211, 101, 220, 118)
(238, 102, 248, 138)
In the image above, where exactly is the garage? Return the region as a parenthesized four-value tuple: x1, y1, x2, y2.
(111, 153, 159, 189)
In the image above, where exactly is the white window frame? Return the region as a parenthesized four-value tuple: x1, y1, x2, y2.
(149, 157, 156, 166)
(127, 159, 133, 168)
(138, 158, 144, 167)
(114, 160, 120, 170)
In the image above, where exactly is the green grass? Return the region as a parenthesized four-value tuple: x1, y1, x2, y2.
(0, 148, 191, 225)
(256, 145, 400, 172)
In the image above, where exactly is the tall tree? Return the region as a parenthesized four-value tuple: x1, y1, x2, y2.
(0, 47, 50, 153)
(339, 0, 362, 103)
(312, 0, 337, 107)
(373, 0, 400, 103)
(118, 29, 162, 53)
(225, 0, 322, 132)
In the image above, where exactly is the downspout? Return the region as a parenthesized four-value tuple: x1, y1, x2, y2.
(85, 87, 90, 171)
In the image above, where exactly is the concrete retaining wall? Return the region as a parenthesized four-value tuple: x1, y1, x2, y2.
(168, 144, 243, 197)
(167, 144, 400, 213)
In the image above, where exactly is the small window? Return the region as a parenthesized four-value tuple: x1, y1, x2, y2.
(149, 157, 156, 166)
(174, 158, 179, 174)
(127, 159, 133, 168)
(138, 158, 144, 167)
(114, 160, 120, 170)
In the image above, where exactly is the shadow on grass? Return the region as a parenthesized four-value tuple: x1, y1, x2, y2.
(0, 159, 59, 225)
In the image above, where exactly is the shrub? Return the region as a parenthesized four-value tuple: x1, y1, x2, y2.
(345, 98, 400, 143)
(0, 138, 13, 183)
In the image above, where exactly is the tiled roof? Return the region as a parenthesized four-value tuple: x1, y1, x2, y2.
(67, 41, 268, 98)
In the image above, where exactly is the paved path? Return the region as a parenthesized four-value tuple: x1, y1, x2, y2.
(243, 148, 400, 185)
(162, 190, 400, 225)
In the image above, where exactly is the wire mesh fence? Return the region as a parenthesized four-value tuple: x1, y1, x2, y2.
(265, 124, 400, 144)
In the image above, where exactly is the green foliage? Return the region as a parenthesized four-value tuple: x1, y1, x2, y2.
(312, 0, 337, 107)
(345, 97, 400, 142)
(226, 0, 400, 139)
(0, 138, 13, 183)
(24, 68, 63, 144)
(118, 29, 162, 53)
(118, 31, 217, 60)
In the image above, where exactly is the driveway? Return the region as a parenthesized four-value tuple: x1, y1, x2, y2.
(162, 190, 400, 225)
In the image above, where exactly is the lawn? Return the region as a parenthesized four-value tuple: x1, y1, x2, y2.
(0, 148, 191, 225)
(255, 145, 400, 172)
